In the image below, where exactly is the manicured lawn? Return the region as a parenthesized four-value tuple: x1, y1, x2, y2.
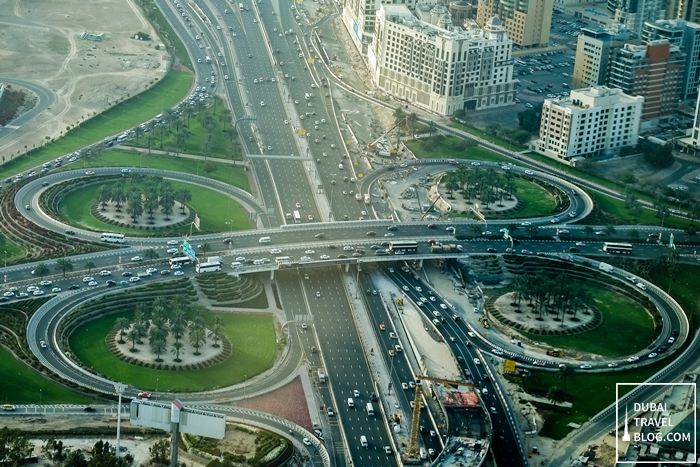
(448, 121, 528, 150)
(649, 264, 700, 328)
(78, 149, 250, 191)
(2, 238, 26, 263)
(0, 347, 94, 405)
(407, 136, 511, 164)
(590, 192, 694, 230)
(69, 312, 278, 392)
(522, 358, 671, 439)
(0, 70, 193, 181)
(59, 180, 251, 234)
(521, 286, 655, 357)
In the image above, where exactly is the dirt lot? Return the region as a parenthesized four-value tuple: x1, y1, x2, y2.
(0, 0, 166, 158)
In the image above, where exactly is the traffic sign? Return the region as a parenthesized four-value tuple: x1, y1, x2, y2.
(183, 240, 196, 261)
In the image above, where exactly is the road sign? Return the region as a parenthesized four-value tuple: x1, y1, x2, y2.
(183, 240, 196, 261)
(670, 233, 675, 247)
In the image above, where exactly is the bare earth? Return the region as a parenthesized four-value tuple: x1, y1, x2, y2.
(0, 0, 166, 160)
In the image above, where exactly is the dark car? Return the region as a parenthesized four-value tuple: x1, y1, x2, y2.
(366, 231, 376, 236)
(419, 426, 426, 434)
(387, 225, 398, 231)
(68, 284, 80, 290)
(222, 238, 232, 244)
(0, 297, 9, 303)
(486, 248, 497, 253)
(65, 230, 76, 235)
(370, 393, 378, 402)
(456, 356, 465, 363)
(121, 271, 133, 277)
(83, 407, 96, 412)
(337, 254, 347, 259)
(569, 247, 580, 252)
(327, 244, 337, 249)
(427, 224, 436, 229)
(106, 280, 117, 287)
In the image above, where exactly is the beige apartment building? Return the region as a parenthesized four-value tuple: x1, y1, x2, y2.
(475, 0, 554, 47)
(572, 24, 638, 89)
(533, 86, 644, 162)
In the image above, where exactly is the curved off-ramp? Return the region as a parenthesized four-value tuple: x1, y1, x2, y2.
(0, 77, 57, 143)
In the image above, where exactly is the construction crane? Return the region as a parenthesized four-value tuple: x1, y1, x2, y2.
(407, 375, 475, 459)
(419, 197, 440, 221)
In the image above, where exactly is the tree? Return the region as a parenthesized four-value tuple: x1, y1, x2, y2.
(144, 248, 159, 260)
(557, 365, 575, 387)
(604, 224, 617, 236)
(171, 341, 185, 362)
(84, 260, 96, 274)
(427, 120, 436, 137)
(174, 128, 189, 157)
(150, 336, 167, 362)
(685, 225, 697, 241)
(169, 308, 187, 342)
(143, 190, 160, 222)
(65, 450, 88, 467)
(127, 196, 144, 223)
(115, 317, 131, 344)
(201, 131, 215, 160)
(208, 316, 224, 347)
(583, 225, 594, 237)
(393, 107, 406, 128)
(127, 328, 139, 352)
(54, 258, 74, 278)
(133, 125, 144, 145)
(641, 142, 674, 168)
(199, 242, 212, 254)
(407, 112, 418, 136)
(175, 188, 192, 214)
(452, 109, 466, 121)
(525, 224, 539, 238)
(511, 130, 532, 144)
(34, 263, 50, 279)
(96, 185, 112, 211)
(189, 326, 207, 355)
(443, 172, 459, 199)
(470, 224, 482, 237)
(626, 228, 640, 239)
(546, 386, 566, 404)
(149, 439, 170, 467)
(145, 134, 155, 156)
(160, 187, 175, 221)
(522, 370, 540, 388)
(517, 108, 541, 132)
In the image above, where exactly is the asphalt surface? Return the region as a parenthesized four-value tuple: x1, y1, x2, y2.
(0, 77, 57, 144)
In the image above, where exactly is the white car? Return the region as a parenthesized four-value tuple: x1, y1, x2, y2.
(167, 240, 179, 246)
(284, 120, 289, 125)
(167, 248, 179, 254)
(82, 277, 94, 283)
(300, 256, 312, 262)
(384, 233, 394, 237)
(40, 340, 47, 348)
(474, 358, 481, 365)
(40, 280, 52, 286)
(524, 170, 534, 175)
(100, 270, 111, 276)
(343, 246, 354, 251)
(131, 256, 142, 262)
(270, 249, 282, 255)
(320, 255, 330, 260)
(305, 250, 315, 255)
(402, 383, 408, 390)
(51, 287, 62, 293)
(174, 271, 185, 276)
(129, 277, 141, 283)
(146, 268, 158, 274)
(3, 291, 14, 297)
(303, 437, 312, 446)
(170, 264, 182, 270)
(33, 290, 45, 296)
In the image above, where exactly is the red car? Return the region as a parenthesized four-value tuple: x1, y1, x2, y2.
(137, 392, 151, 399)
(379, 324, 386, 331)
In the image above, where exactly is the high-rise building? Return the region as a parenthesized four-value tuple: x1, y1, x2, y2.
(642, 19, 700, 99)
(368, 6, 518, 115)
(668, 0, 700, 25)
(533, 86, 644, 161)
(687, 91, 700, 149)
(611, 0, 666, 35)
(342, 0, 420, 55)
(475, 0, 554, 47)
(572, 24, 638, 89)
(608, 40, 685, 127)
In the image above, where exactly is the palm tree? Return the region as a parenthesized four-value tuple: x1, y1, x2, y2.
(150, 336, 167, 362)
(201, 131, 215, 160)
(174, 128, 189, 157)
(583, 225, 594, 237)
(546, 386, 566, 404)
(133, 125, 144, 145)
(219, 108, 232, 124)
(189, 327, 207, 355)
(110, 184, 127, 211)
(84, 260, 96, 274)
(506, 223, 519, 237)
(127, 195, 144, 223)
(145, 134, 155, 156)
(442, 172, 459, 199)
(96, 185, 111, 211)
(144, 248, 159, 261)
(522, 370, 540, 388)
(407, 112, 418, 136)
(160, 188, 175, 220)
(604, 224, 617, 236)
(34, 263, 50, 279)
(208, 316, 224, 347)
(143, 190, 160, 222)
(115, 317, 131, 344)
(626, 228, 640, 239)
(685, 225, 697, 241)
(127, 328, 139, 352)
(199, 242, 212, 254)
(169, 309, 188, 342)
(175, 188, 192, 214)
(427, 120, 436, 137)
(557, 365, 575, 387)
(54, 258, 73, 278)
(171, 341, 185, 362)
(525, 224, 539, 238)
(166, 108, 178, 132)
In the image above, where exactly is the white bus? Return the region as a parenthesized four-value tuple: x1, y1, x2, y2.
(196, 262, 222, 273)
(275, 256, 291, 264)
(293, 210, 301, 224)
(169, 256, 193, 266)
(101, 232, 125, 243)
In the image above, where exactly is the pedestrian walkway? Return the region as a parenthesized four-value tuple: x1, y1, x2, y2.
(122, 145, 245, 166)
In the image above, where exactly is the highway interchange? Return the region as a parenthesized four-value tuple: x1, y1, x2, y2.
(3, 1, 699, 467)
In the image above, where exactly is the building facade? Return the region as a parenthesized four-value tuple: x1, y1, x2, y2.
(572, 24, 638, 89)
(368, 6, 518, 116)
(642, 19, 700, 99)
(475, 0, 554, 47)
(608, 40, 685, 127)
(610, 0, 666, 35)
(533, 86, 644, 161)
(342, 0, 421, 55)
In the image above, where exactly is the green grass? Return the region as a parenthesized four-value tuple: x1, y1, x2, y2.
(525, 359, 671, 439)
(448, 121, 528, 150)
(590, 192, 695, 230)
(69, 312, 278, 392)
(1, 238, 26, 263)
(650, 264, 700, 329)
(77, 149, 250, 190)
(59, 180, 251, 234)
(521, 287, 654, 357)
(0, 347, 94, 405)
(0, 71, 193, 181)
(407, 136, 511, 164)
(501, 178, 556, 219)
(136, 0, 193, 70)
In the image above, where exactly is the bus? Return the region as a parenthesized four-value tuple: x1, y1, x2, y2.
(196, 262, 222, 273)
(603, 242, 633, 254)
(275, 256, 292, 264)
(101, 232, 125, 244)
(169, 256, 193, 266)
(389, 241, 418, 254)
(293, 210, 301, 224)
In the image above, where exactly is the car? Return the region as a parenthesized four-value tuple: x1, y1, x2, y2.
(88, 281, 98, 287)
(122, 271, 133, 276)
(486, 248, 497, 253)
(402, 286, 409, 291)
(131, 256, 142, 262)
(85, 171, 95, 175)
(314, 233, 324, 239)
(137, 392, 151, 399)
(146, 268, 158, 274)
(384, 446, 392, 455)
(106, 280, 117, 286)
(559, 229, 570, 235)
(429, 430, 437, 438)
(388, 349, 395, 357)
(648, 352, 658, 358)
(129, 277, 140, 283)
(533, 360, 546, 367)
(69, 284, 80, 290)
(174, 271, 184, 276)
(595, 231, 606, 235)
(83, 407, 96, 412)
(305, 250, 315, 255)
(99, 270, 111, 276)
(327, 407, 335, 416)
(303, 437, 312, 446)
(39, 340, 47, 348)
(167, 240, 179, 246)
(384, 233, 394, 237)
(521, 221, 531, 226)
(270, 248, 282, 255)
(489, 406, 497, 414)
(353, 389, 360, 398)
(316, 291, 321, 297)
(366, 231, 376, 236)
(33, 290, 45, 296)
(550, 217, 560, 224)
(167, 248, 179, 254)
(2, 292, 14, 298)
(608, 363, 619, 368)
(65, 230, 76, 235)
(492, 349, 504, 356)
(580, 364, 592, 369)
(575, 242, 586, 247)
(668, 336, 676, 344)
(51, 287, 62, 293)
(379, 324, 386, 331)
(343, 245, 354, 251)
(40, 280, 52, 286)
(300, 256, 312, 262)
(82, 276, 94, 283)
(474, 358, 481, 365)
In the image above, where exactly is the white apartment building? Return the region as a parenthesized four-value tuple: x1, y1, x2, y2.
(342, 0, 420, 54)
(368, 5, 518, 116)
(533, 86, 644, 162)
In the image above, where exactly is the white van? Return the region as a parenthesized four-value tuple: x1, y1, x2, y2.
(231, 262, 242, 268)
(253, 259, 265, 265)
(347, 398, 354, 407)
(420, 448, 427, 459)
(258, 237, 271, 244)
(360, 435, 368, 448)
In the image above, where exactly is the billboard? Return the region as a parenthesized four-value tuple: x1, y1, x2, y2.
(182, 240, 196, 261)
(130, 400, 226, 440)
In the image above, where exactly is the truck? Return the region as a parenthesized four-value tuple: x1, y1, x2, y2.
(366, 403, 374, 416)
(207, 256, 222, 264)
(363, 193, 370, 204)
(431, 244, 463, 253)
(318, 368, 326, 383)
(599, 262, 614, 273)
(205, 56, 211, 63)
(547, 348, 562, 357)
